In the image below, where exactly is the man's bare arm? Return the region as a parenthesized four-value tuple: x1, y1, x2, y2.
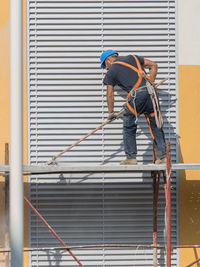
(106, 85, 114, 114)
(143, 58, 158, 82)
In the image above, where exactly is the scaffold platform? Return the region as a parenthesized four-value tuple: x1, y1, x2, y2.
(2, 143, 200, 267)
(0, 162, 200, 174)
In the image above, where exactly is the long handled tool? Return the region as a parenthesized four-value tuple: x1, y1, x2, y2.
(46, 108, 124, 165)
(46, 78, 168, 165)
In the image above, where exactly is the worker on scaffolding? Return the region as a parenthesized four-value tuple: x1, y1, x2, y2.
(100, 50, 166, 165)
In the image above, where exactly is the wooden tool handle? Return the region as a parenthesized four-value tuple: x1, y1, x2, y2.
(46, 77, 168, 165)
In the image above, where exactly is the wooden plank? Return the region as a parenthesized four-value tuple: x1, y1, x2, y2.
(0, 163, 199, 174)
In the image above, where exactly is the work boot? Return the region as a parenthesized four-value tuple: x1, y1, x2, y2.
(155, 157, 167, 165)
(120, 158, 137, 165)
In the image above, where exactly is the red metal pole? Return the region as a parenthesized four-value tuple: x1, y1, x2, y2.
(166, 142, 171, 267)
(24, 197, 84, 267)
(153, 175, 157, 267)
(153, 173, 160, 267)
(152, 143, 160, 267)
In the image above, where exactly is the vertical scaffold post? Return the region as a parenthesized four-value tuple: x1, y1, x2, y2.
(166, 142, 172, 267)
(10, 0, 24, 265)
(152, 143, 160, 267)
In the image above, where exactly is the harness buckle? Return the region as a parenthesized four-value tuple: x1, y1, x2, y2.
(131, 89, 136, 98)
(138, 71, 145, 78)
(130, 90, 138, 124)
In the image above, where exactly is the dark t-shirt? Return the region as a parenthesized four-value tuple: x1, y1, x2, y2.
(103, 54, 146, 92)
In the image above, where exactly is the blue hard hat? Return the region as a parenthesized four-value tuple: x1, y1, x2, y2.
(100, 49, 118, 69)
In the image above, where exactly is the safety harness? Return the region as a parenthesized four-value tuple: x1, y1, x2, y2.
(113, 55, 163, 130)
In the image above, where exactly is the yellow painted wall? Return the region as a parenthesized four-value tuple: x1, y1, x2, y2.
(178, 0, 200, 264)
(179, 65, 200, 266)
(0, 1, 10, 265)
(0, 0, 9, 157)
(0, 0, 28, 266)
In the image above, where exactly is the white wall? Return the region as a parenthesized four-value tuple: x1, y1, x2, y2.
(178, 0, 200, 65)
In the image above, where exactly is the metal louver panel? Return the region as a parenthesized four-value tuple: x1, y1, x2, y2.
(27, 0, 178, 266)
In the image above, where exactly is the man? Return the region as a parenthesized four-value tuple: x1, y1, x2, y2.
(100, 49, 166, 165)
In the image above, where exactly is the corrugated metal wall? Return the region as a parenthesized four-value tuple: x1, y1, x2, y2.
(27, 0, 178, 266)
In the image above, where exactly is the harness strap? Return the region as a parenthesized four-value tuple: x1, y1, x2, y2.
(150, 112, 155, 117)
(133, 55, 153, 84)
(113, 54, 153, 118)
(145, 113, 155, 140)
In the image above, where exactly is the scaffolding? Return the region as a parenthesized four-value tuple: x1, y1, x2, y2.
(7, 0, 200, 266)
(1, 142, 200, 267)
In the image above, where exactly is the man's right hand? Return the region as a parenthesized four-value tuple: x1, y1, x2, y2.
(107, 113, 117, 121)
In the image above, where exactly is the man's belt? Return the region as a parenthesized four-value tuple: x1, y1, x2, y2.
(130, 85, 147, 94)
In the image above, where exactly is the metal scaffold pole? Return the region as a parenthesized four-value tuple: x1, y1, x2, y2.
(152, 143, 160, 267)
(24, 197, 84, 267)
(165, 143, 172, 267)
(10, 0, 23, 266)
